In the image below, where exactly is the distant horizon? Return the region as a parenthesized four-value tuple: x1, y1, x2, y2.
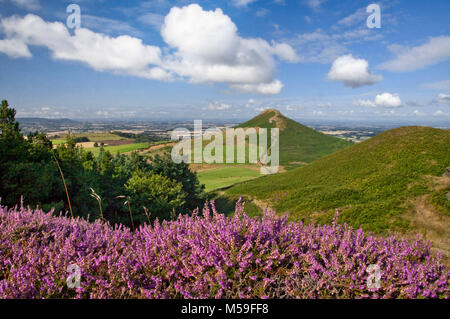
(15, 113, 450, 129)
(1, 1, 449, 124)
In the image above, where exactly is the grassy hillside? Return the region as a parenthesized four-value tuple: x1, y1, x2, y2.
(224, 126, 450, 239)
(236, 109, 353, 169)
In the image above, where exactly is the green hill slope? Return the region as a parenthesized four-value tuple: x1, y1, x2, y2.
(236, 109, 353, 169)
(224, 126, 450, 238)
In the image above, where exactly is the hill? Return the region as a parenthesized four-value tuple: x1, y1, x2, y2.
(236, 109, 353, 169)
(223, 126, 450, 257)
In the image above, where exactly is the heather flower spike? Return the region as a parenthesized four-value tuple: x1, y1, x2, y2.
(0, 202, 447, 299)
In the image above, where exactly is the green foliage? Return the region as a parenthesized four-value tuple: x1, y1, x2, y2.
(125, 171, 185, 221)
(148, 153, 206, 212)
(0, 100, 206, 227)
(111, 131, 166, 143)
(73, 136, 89, 143)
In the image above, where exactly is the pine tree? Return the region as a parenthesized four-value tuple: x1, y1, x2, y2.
(0, 100, 22, 140)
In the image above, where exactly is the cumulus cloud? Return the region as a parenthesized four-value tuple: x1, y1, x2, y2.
(354, 92, 402, 108)
(160, 4, 296, 94)
(328, 54, 382, 88)
(375, 93, 402, 107)
(0, 5, 297, 94)
(0, 37, 31, 57)
(0, 14, 169, 80)
(270, 42, 300, 62)
(379, 36, 450, 72)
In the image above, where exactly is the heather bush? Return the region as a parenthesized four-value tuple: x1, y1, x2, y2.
(0, 200, 448, 299)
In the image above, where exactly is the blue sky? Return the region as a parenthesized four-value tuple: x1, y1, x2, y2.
(0, 0, 449, 124)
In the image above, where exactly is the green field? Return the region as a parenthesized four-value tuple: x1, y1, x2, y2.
(86, 142, 150, 156)
(197, 166, 261, 192)
(53, 141, 150, 155)
(50, 132, 128, 145)
(61, 132, 126, 142)
(50, 139, 67, 145)
(49, 133, 150, 156)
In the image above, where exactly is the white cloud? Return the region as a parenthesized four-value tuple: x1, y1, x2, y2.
(413, 110, 425, 116)
(328, 54, 382, 88)
(433, 110, 445, 116)
(270, 41, 300, 62)
(421, 80, 450, 91)
(434, 93, 450, 105)
(161, 4, 296, 94)
(379, 36, 450, 72)
(354, 92, 402, 108)
(375, 93, 402, 107)
(0, 5, 297, 95)
(230, 79, 284, 95)
(0, 37, 31, 57)
(0, 14, 169, 80)
(255, 106, 270, 112)
(11, 0, 40, 10)
(203, 101, 232, 111)
(354, 99, 376, 107)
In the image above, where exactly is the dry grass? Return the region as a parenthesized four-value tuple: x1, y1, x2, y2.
(402, 195, 450, 266)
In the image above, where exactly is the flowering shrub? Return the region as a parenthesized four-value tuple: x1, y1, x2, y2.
(0, 200, 448, 299)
